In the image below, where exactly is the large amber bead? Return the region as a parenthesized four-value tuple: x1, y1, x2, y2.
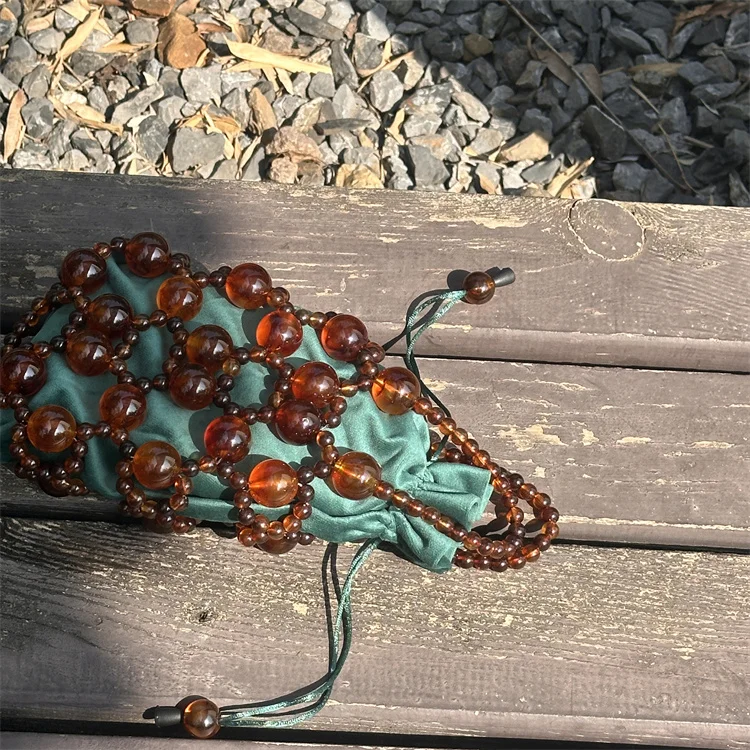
(185, 325, 233, 371)
(124, 232, 171, 278)
(182, 698, 220, 739)
(371, 366, 421, 415)
(291, 361, 339, 408)
(275, 399, 321, 445)
(463, 271, 495, 305)
(1, 349, 47, 396)
(99, 383, 147, 429)
(66, 330, 113, 376)
(156, 276, 203, 321)
(86, 294, 133, 338)
(59, 248, 107, 293)
(258, 537, 297, 555)
(256, 310, 303, 356)
(27, 405, 77, 453)
(248, 459, 298, 507)
(225, 263, 271, 309)
(320, 314, 368, 362)
(331, 451, 381, 500)
(204, 414, 251, 462)
(169, 363, 216, 410)
(133, 440, 181, 489)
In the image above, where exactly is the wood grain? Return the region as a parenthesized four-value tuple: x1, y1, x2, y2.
(2, 519, 749, 749)
(2, 358, 747, 549)
(1, 171, 748, 373)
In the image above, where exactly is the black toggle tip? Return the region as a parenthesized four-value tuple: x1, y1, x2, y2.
(488, 267, 515, 288)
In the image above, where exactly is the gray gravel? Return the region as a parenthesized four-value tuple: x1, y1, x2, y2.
(1, 0, 748, 204)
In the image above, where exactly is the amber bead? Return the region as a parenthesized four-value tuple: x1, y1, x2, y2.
(66, 331, 113, 376)
(204, 414, 251, 462)
(258, 537, 297, 555)
(59, 248, 107, 293)
(463, 271, 495, 305)
(185, 325, 233, 372)
(182, 698, 220, 739)
(169, 363, 216, 410)
(1, 349, 47, 396)
(291, 361, 340, 408)
(256, 310, 303, 356)
(248, 459, 298, 507)
(320, 314, 368, 362)
(521, 543, 541, 562)
(124, 232, 171, 278)
(331, 451, 381, 500)
(133, 440, 181, 490)
(156, 276, 203, 321)
(86, 294, 133, 338)
(27, 405, 76, 453)
(225, 263, 272, 309)
(371, 366, 420, 415)
(275, 399, 321, 445)
(99, 383, 147, 429)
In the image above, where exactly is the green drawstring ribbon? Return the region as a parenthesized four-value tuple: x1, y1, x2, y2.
(219, 539, 378, 728)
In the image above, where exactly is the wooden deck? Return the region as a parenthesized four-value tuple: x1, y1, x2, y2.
(1, 170, 749, 749)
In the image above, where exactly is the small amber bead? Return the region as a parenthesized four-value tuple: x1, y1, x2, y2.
(258, 537, 297, 555)
(291, 362, 340, 408)
(124, 232, 171, 278)
(99, 383, 147, 429)
(156, 276, 203, 320)
(521, 543, 541, 562)
(1, 349, 47, 396)
(256, 310, 303, 356)
(275, 399, 321, 445)
(86, 294, 133, 338)
(226, 263, 272, 309)
(66, 331, 113, 376)
(27, 405, 76, 453)
(331, 451, 381, 500)
(59, 248, 107, 293)
(185, 325, 233, 371)
(542, 521, 559, 539)
(463, 271, 495, 305)
(371, 366, 420, 415)
(320, 314, 368, 362)
(169, 363, 216, 410)
(249, 459, 298, 507)
(518, 483, 537, 501)
(133, 440, 181, 490)
(182, 697, 220, 739)
(204, 414, 251, 462)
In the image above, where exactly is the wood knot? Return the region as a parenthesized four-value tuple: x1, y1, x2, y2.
(568, 199, 644, 262)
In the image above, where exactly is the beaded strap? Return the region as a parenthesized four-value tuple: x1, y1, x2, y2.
(1, 234, 559, 576)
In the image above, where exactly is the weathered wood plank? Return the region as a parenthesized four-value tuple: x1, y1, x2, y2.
(1, 171, 748, 372)
(3, 358, 748, 549)
(2, 519, 749, 749)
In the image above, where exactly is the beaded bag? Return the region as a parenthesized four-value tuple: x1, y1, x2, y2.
(0, 233, 560, 739)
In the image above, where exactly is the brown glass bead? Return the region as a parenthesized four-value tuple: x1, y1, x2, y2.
(226, 263, 272, 309)
(185, 325, 233, 371)
(320, 314, 368, 362)
(291, 361, 340, 408)
(124, 232, 171, 278)
(331, 451, 381, 500)
(542, 521, 559, 539)
(66, 331, 113, 376)
(99, 383, 147, 429)
(256, 310, 303, 356)
(169, 363, 216, 410)
(182, 697, 220, 739)
(133, 440, 181, 490)
(258, 537, 297, 555)
(86, 294, 133, 338)
(1, 349, 47, 396)
(248, 459, 298, 507)
(156, 276, 203, 321)
(275, 399, 321, 445)
(59, 248, 107, 293)
(204, 414, 251, 462)
(463, 271, 495, 305)
(27, 405, 76, 453)
(371, 366, 420, 416)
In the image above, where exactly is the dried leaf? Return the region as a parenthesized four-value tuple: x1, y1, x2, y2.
(208, 113, 241, 138)
(276, 68, 294, 95)
(537, 49, 574, 85)
(575, 63, 603, 101)
(357, 48, 414, 92)
(157, 13, 206, 69)
(24, 11, 55, 35)
(386, 108, 405, 145)
(196, 22, 227, 34)
(226, 38, 331, 75)
(628, 62, 683, 77)
(49, 95, 125, 134)
(547, 157, 594, 197)
(66, 101, 107, 123)
(97, 34, 151, 54)
(477, 171, 498, 195)
(3, 89, 27, 163)
(223, 12, 247, 43)
(248, 86, 278, 135)
(238, 136, 261, 170)
(55, 6, 103, 70)
(673, 1, 746, 33)
(357, 37, 392, 77)
(176, 0, 201, 15)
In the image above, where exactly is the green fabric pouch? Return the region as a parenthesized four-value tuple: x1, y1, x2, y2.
(1, 257, 491, 572)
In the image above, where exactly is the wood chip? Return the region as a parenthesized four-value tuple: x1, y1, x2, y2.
(156, 13, 206, 69)
(226, 39, 331, 75)
(248, 86, 278, 135)
(3, 89, 27, 163)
